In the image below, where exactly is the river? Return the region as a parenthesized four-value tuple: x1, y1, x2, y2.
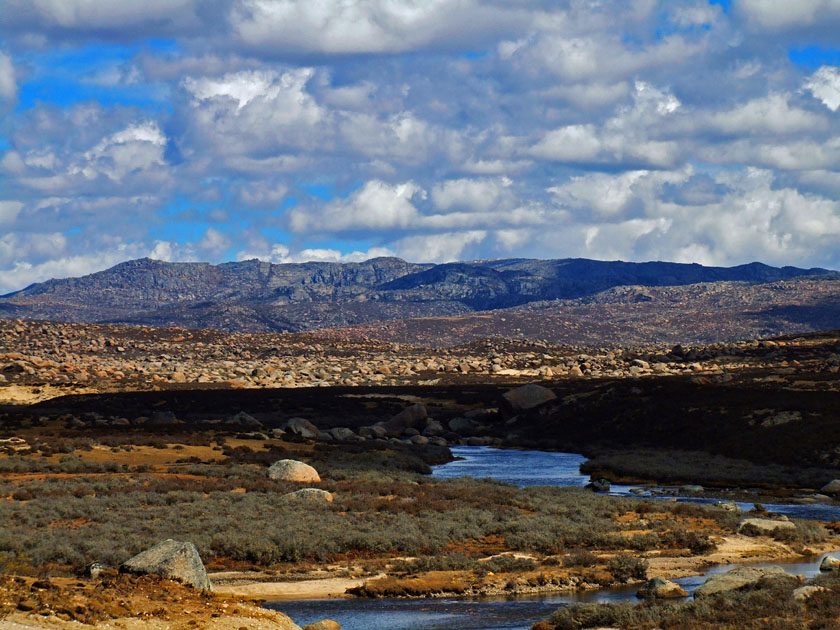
(267, 446, 840, 630)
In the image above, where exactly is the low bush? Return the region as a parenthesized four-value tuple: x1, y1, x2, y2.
(607, 554, 647, 582)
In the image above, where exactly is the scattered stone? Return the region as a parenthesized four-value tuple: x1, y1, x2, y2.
(303, 621, 341, 630)
(120, 539, 213, 591)
(636, 576, 688, 599)
(502, 383, 557, 411)
(268, 459, 321, 483)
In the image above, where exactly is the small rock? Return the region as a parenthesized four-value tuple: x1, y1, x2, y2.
(303, 621, 341, 630)
(280, 488, 333, 503)
(820, 555, 840, 571)
(636, 576, 688, 599)
(329, 427, 357, 442)
(821, 479, 840, 494)
(282, 417, 319, 440)
(360, 425, 387, 439)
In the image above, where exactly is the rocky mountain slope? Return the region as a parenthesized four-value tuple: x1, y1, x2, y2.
(0, 256, 835, 337)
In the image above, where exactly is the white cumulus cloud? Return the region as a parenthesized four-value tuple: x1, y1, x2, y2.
(804, 66, 840, 112)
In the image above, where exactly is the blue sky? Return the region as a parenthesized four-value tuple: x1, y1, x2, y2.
(1, 0, 840, 292)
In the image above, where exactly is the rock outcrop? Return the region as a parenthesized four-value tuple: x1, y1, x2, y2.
(694, 566, 794, 598)
(736, 518, 796, 536)
(120, 539, 213, 591)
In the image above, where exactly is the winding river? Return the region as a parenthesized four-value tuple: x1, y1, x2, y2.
(267, 446, 840, 630)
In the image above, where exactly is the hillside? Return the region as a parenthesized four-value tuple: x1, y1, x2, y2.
(0, 257, 836, 339)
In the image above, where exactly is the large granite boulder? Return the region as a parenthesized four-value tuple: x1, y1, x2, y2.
(121, 539, 212, 591)
(694, 566, 793, 598)
(268, 459, 321, 482)
(736, 518, 796, 536)
(380, 403, 428, 437)
(502, 384, 557, 412)
(636, 576, 688, 599)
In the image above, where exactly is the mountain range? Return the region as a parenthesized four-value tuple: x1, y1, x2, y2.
(0, 257, 837, 337)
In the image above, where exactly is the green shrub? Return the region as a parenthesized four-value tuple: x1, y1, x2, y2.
(607, 554, 647, 582)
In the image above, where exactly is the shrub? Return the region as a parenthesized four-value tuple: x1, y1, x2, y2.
(607, 554, 648, 582)
(563, 550, 599, 567)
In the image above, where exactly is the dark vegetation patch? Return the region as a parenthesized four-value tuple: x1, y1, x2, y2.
(580, 448, 840, 489)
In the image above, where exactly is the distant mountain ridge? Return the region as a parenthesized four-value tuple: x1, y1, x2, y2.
(0, 256, 835, 333)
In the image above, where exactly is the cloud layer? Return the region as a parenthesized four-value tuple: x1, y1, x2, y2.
(1, 0, 840, 292)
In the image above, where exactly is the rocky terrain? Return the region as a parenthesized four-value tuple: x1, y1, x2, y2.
(0, 257, 835, 339)
(2, 318, 840, 477)
(2, 319, 840, 629)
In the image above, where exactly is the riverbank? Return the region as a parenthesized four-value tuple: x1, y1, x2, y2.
(208, 533, 840, 601)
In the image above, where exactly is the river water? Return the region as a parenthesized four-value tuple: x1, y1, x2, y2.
(267, 446, 840, 630)
(432, 446, 840, 521)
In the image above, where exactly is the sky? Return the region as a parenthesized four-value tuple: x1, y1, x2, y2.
(1, 0, 840, 293)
